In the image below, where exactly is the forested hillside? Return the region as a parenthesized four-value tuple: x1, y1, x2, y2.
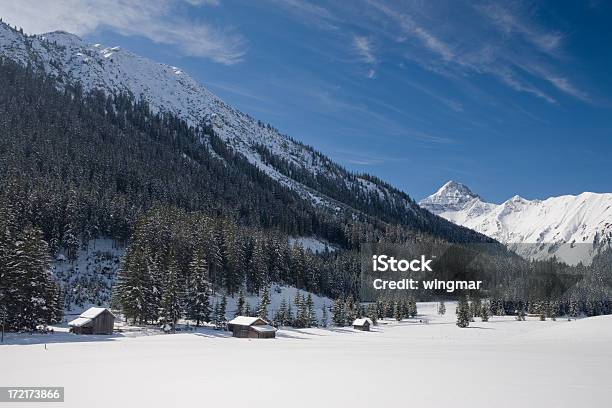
(0, 58, 492, 329)
(0, 57, 609, 331)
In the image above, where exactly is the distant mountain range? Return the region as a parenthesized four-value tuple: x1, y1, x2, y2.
(420, 181, 612, 264)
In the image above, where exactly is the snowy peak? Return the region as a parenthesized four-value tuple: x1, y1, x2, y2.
(419, 180, 481, 213)
(420, 181, 612, 265)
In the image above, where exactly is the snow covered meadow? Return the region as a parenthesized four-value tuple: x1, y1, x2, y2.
(2, 302, 610, 408)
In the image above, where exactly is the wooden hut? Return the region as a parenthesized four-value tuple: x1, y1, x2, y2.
(68, 307, 115, 335)
(352, 318, 372, 331)
(227, 316, 276, 339)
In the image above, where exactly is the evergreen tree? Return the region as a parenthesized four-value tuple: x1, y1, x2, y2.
(345, 296, 357, 325)
(320, 304, 329, 328)
(212, 301, 220, 326)
(366, 303, 378, 325)
(306, 293, 317, 327)
(456, 297, 470, 328)
(219, 295, 227, 324)
(332, 298, 345, 326)
(408, 299, 418, 318)
(286, 301, 294, 326)
(438, 301, 446, 316)
(257, 285, 271, 320)
(235, 289, 246, 317)
(185, 249, 211, 326)
(516, 301, 526, 321)
(480, 300, 490, 322)
(159, 254, 184, 331)
(394, 301, 402, 322)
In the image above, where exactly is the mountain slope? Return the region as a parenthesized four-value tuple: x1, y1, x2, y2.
(0, 21, 491, 244)
(420, 181, 612, 264)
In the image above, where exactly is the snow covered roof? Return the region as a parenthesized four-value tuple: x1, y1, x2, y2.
(250, 325, 277, 333)
(80, 307, 115, 319)
(228, 316, 267, 326)
(68, 317, 93, 327)
(353, 318, 373, 326)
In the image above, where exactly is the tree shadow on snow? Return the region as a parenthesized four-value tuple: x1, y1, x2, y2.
(191, 330, 232, 339)
(0, 332, 125, 346)
(275, 331, 310, 340)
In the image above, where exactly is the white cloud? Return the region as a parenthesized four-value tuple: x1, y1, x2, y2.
(475, 3, 563, 54)
(0, 0, 245, 65)
(266, 0, 339, 30)
(545, 76, 590, 103)
(361, 0, 590, 105)
(353, 35, 376, 64)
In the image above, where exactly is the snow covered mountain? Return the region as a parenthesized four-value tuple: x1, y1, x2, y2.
(420, 181, 612, 264)
(0, 21, 495, 245)
(0, 21, 403, 214)
(0, 23, 322, 206)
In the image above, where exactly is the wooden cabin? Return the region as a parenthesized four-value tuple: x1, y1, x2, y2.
(353, 318, 372, 331)
(227, 316, 277, 339)
(68, 307, 115, 335)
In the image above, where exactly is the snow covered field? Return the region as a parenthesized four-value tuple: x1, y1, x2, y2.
(2, 303, 611, 408)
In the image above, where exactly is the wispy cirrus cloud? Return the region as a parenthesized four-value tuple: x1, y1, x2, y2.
(275, 0, 590, 106)
(361, 0, 590, 105)
(353, 35, 376, 64)
(0, 0, 246, 65)
(265, 0, 340, 30)
(475, 2, 564, 55)
(352, 35, 378, 78)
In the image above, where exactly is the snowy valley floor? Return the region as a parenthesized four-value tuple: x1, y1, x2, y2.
(2, 303, 611, 408)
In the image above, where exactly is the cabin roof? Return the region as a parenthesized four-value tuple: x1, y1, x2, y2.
(228, 316, 267, 326)
(353, 318, 372, 326)
(250, 324, 277, 333)
(68, 317, 93, 327)
(80, 307, 115, 319)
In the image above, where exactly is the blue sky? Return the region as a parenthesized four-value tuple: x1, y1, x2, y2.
(5, 0, 612, 202)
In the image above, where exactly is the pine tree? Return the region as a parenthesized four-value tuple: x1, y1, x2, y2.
(286, 301, 294, 326)
(456, 297, 470, 328)
(235, 289, 246, 317)
(366, 303, 377, 325)
(332, 298, 345, 326)
(408, 299, 418, 318)
(257, 285, 271, 321)
(306, 293, 317, 328)
(550, 300, 558, 321)
(273, 298, 286, 327)
(293, 292, 306, 328)
(471, 298, 482, 318)
(438, 301, 446, 316)
(115, 244, 155, 324)
(569, 299, 579, 320)
(212, 301, 220, 326)
(320, 304, 329, 328)
(376, 300, 384, 319)
(345, 296, 357, 325)
(480, 300, 490, 322)
(394, 301, 402, 322)
(185, 249, 211, 326)
(159, 254, 183, 331)
(516, 300, 526, 321)
(219, 295, 227, 324)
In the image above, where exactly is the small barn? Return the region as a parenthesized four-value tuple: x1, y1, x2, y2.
(68, 307, 115, 335)
(353, 318, 373, 331)
(227, 316, 276, 339)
